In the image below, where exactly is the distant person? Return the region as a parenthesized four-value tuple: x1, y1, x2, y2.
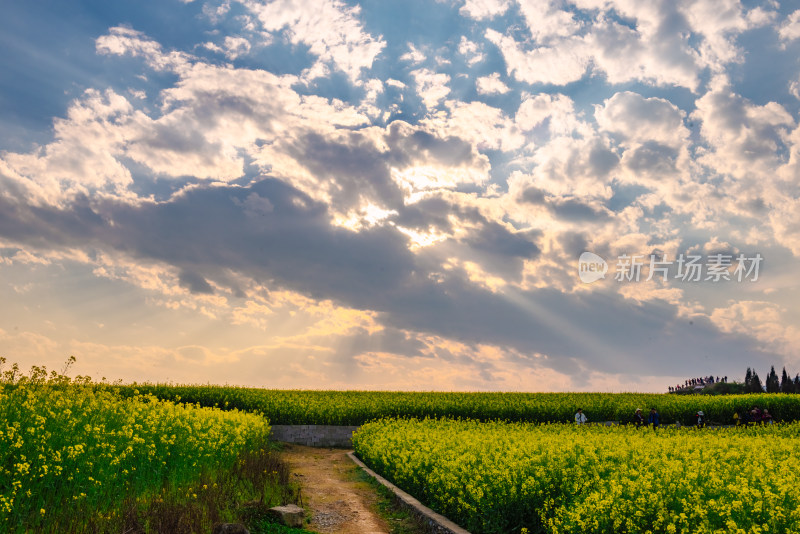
(733, 411, 740, 426)
(575, 408, 587, 425)
(762, 409, 773, 425)
(695, 411, 705, 428)
(751, 407, 762, 424)
(634, 408, 644, 428)
(648, 408, 661, 430)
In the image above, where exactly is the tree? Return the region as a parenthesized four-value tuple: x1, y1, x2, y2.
(766, 366, 780, 393)
(745, 367, 753, 387)
(749, 371, 764, 393)
(781, 367, 795, 394)
(795, 374, 800, 392)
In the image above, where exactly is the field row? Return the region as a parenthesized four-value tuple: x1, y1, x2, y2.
(0, 377, 283, 533)
(353, 418, 800, 534)
(121, 385, 800, 426)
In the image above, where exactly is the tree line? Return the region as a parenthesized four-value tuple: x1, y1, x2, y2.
(745, 366, 800, 393)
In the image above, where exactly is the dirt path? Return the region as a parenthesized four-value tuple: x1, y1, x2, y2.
(280, 444, 390, 534)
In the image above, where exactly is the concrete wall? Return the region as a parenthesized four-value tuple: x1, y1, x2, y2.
(270, 424, 359, 448)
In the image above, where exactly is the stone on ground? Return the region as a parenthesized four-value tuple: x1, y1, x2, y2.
(269, 503, 305, 527)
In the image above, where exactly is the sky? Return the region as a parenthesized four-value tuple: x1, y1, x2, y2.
(1, 0, 799, 392)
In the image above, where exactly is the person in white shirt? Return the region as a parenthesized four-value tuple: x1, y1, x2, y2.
(575, 408, 587, 424)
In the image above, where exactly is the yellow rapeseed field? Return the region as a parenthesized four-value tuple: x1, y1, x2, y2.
(121, 384, 800, 426)
(353, 418, 800, 534)
(0, 360, 272, 533)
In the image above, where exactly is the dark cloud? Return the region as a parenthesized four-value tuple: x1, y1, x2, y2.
(520, 186, 610, 222)
(285, 129, 405, 210)
(385, 121, 481, 168)
(394, 196, 455, 232)
(0, 174, 778, 377)
(624, 141, 679, 175)
(463, 220, 540, 258)
(178, 269, 214, 294)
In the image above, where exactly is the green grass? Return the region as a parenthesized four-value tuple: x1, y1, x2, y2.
(250, 521, 309, 534)
(349, 463, 426, 534)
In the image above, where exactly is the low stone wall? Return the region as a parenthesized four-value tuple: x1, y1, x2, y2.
(269, 424, 359, 448)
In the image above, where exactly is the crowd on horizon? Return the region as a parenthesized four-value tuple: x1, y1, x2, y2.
(668, 375, 728, 392)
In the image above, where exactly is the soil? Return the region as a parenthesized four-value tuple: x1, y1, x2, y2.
(280, 444, 391, 534)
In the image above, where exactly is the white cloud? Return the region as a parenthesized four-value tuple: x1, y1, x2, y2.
(681, 0, 773, 68)
(459, 0, 510, 20)
(691, 77, 794, 180)
(423, 100, 524, 152)
(587, 15, 701, 90)
(3, 27, 387, 206)
(595, 91, 689, 149)
(220, 36, 252, 59)
(486, 29, 591, 86)
(516, 0, 582, 42)
(0, 89, 135, 206)
(515, 93, 583, 136)
(779, 9, 800, 44)
(486, 0, 763, 90)
(239, 0, 385, 83)
(411, 68, 451, 108)
(711, 300, 800, 358)
(96, 26, 193, 73)
(521, 134, 618, 199)
(458, 36, 485, 66)
(400, 43, 426, 64)
(476, 73, 510, 95)
(791, 78, 800, 101)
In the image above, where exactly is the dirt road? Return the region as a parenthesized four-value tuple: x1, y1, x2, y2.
(280, 444, 390, 534)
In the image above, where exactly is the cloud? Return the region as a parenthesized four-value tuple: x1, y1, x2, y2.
(516, 0, 582, 42)
(0, 169, 777, 379)
(486, 29, 591, 86)
(400, 43, 426, 64)
(410, 68, 451, 108)
(459, 0, 510, 20)
(595, 91, 689, 149)
(711, 300, 800, 358)
(483, 0, 761, 90)
(515, 93, 583, 136)
(691, 77, 794, 180)
(476, 73, 510, 95)
(0, 88, 135, 206)
(681, 0, 774, 68)
(422, 100, 524, 152)
(585, 11, 701, 90)
(2, 0, 797, 391)
(521, 135, 619, 199)
(778, 9, 800, 45)
(203, 36, 253, 60)
(239, 0, 385, 83)
(457, 36, 485, 66)
(96, 26, 193, 73)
